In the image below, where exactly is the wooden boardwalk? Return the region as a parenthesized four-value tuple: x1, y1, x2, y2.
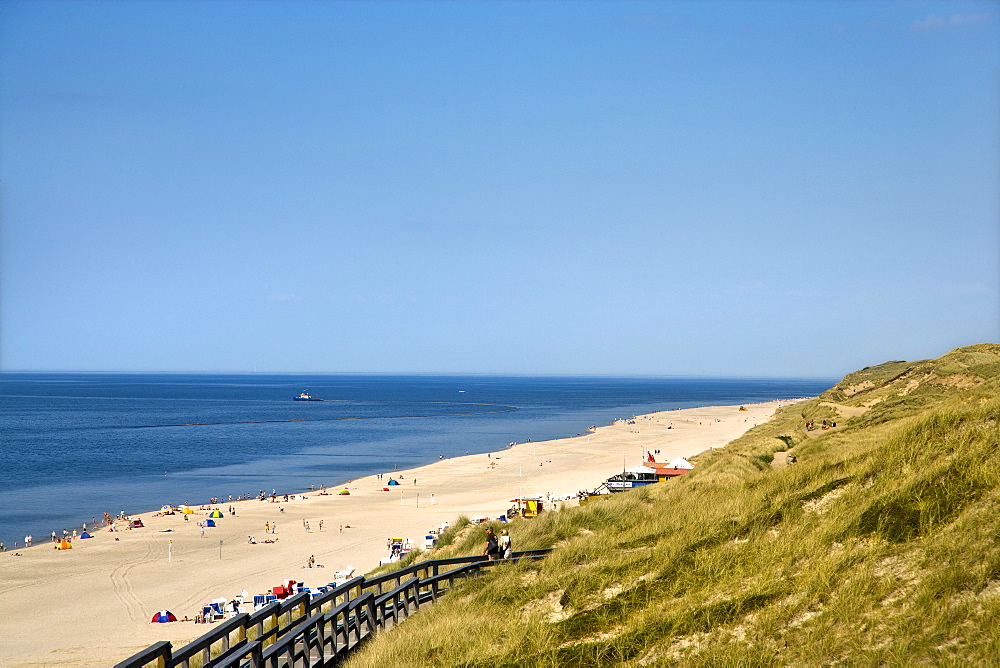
(116, 549, 551, 668)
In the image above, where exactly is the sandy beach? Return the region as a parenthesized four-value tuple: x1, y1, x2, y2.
(0, 400, 792, 666)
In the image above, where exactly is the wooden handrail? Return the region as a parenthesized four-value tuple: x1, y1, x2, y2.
(116, 548, 552, 668)
(113, 641, 171, 668)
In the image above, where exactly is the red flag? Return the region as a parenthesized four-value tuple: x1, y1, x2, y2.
(646, 450, 655, 463)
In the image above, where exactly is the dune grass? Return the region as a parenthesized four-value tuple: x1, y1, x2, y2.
(344, 344, 1000, 666)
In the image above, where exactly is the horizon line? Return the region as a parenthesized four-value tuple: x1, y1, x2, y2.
(0, 369, 840, 381)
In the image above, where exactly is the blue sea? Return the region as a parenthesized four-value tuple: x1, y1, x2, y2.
(0, 373, 834, 548)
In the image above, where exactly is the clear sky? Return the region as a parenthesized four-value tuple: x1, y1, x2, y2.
(1, 1, 997, 377)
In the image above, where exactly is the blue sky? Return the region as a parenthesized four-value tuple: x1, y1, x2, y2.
(1, 1, 997, 376)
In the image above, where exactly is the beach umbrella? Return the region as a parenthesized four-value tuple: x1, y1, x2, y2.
(151, 610, 177, 623)
(161, 505, 172, 512)
(209, 509, 223, 518)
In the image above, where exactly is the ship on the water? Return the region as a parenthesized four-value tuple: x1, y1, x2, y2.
(293, 392, 323, 401)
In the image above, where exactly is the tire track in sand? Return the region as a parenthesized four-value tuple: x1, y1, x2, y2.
(109, 533, 156, 623)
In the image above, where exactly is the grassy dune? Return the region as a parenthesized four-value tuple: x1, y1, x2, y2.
(345, 344, 1000, 666)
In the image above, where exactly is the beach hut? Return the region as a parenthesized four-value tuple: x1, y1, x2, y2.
(151, 610, 177, 623)
(509, 497, 544, 518)
(58, 539, 73, 550)
(209, 509, 223, 518)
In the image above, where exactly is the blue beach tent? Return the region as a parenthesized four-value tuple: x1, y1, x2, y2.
(205, 519, 216, 527)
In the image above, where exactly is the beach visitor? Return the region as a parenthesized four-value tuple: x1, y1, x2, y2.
(265, 521, 270, 533)
(319, 520, 323, 531)
(499, 530, 512, 559)
(484, 528, 500, 561)
(51, 531, 57, 543)
(200, 526, 205, 538)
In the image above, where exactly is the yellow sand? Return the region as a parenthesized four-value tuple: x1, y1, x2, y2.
(0, 400, 793, 666)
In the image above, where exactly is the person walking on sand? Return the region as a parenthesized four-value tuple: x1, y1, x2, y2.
(319, 520, 324, 531)
(265, 521, 270, 534)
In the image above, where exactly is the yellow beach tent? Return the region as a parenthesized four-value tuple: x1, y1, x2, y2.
(58, 540, 73, 550)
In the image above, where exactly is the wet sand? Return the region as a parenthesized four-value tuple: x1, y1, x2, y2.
(0, 400, 792, 666)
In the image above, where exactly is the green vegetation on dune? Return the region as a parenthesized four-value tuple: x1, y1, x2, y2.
(346, 344, 1000, 666)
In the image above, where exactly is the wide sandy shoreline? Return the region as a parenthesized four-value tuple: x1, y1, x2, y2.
(0, 399, 795, 666)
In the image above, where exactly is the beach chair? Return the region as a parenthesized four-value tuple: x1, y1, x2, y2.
(201, 604, 224, 622)
(209, 601, 226, 620)
(334, 565, 355, 581)
(253, 595, 267, 609)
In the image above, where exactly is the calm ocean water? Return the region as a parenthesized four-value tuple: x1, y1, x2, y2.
(0, 373, 833, 547)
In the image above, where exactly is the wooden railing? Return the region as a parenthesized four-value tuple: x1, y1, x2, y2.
(115, 549, 551, 668)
